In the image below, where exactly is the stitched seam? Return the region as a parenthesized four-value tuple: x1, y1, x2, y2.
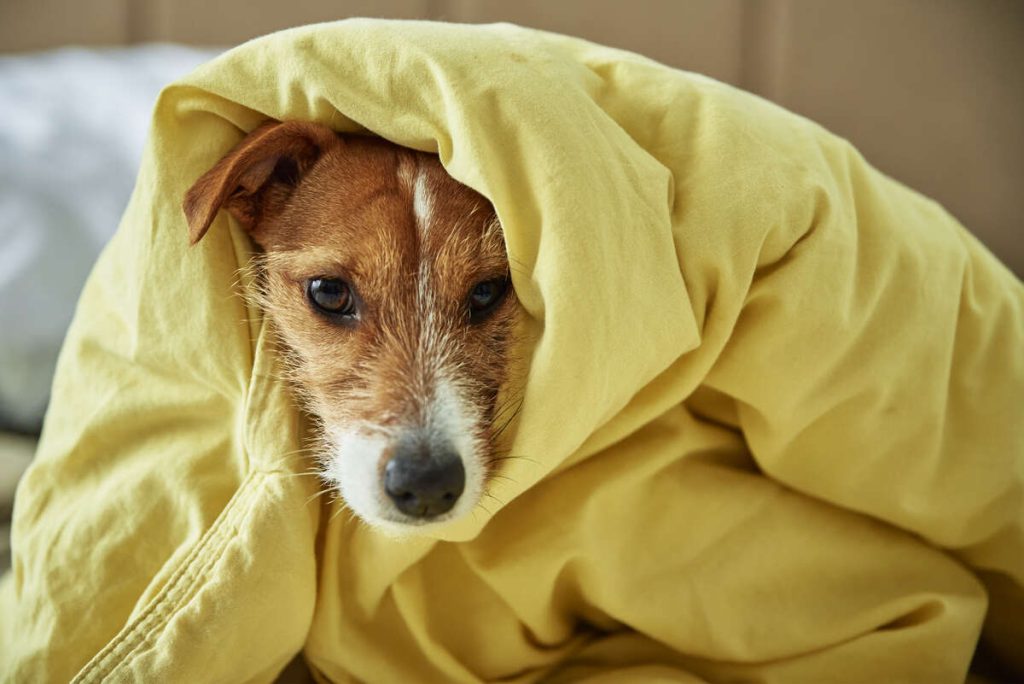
(71, 472, 263, 683)
(72, 476, 251, 682)
(110, 476, 267, 679)
(77, 473, 261, 681)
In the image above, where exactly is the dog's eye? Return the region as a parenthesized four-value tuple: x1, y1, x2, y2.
(467, 278, 508, 321)
(307, 278, 356, 317)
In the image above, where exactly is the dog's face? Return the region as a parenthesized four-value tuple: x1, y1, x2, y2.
(184, 121, 520, 532)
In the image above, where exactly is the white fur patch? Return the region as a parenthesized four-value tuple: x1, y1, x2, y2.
(322, 426, 392, 527)
(425, 376, 485, 522)
(322, 377, 485, 533)
(412, 167, 432, 235)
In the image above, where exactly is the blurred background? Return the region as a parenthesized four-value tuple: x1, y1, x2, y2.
(1, 0, 1022, 568)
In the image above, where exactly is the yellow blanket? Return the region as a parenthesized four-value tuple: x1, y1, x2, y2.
(2, 20, 1022, 683)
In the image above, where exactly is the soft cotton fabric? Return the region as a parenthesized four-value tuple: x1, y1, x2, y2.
(1, 20, 1022, 683)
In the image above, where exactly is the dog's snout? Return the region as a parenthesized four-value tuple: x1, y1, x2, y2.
(384, 439, 465, 519)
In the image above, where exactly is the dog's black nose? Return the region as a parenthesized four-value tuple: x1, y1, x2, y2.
(384, 440, 465, 519)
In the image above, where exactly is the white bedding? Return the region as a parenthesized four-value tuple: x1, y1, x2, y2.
(0, 45, 220, 432)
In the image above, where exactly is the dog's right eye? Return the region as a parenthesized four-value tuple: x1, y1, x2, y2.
(307, 278, 356, 317)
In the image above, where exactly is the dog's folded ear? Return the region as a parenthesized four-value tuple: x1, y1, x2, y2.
(182, 120, 340, 245)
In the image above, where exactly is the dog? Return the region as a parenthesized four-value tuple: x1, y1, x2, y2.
(183, 120, 521, 533)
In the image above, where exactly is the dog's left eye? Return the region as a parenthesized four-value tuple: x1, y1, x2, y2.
(307, 278, 356, 317)
(468, 278, 508, 321)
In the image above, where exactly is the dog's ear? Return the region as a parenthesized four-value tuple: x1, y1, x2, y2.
(183, 120, 340, 245)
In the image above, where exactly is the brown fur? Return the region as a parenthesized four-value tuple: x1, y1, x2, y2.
(184, 120, 521, 523)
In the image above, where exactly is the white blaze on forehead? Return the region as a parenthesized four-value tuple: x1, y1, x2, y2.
(412, 166, 433, 235)
(415, 163, 441, 393)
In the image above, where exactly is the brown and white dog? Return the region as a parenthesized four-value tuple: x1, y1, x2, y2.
(183, 121, 521, 533)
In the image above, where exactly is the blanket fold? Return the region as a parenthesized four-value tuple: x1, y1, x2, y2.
(1, 19, 1021, 683)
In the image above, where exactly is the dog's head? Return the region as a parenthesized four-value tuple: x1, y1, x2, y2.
(183, 121, 521, 532)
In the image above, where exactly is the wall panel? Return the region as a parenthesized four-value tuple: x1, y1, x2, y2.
(445, 0, 745, 85)
(1, 0, 1020, 272)
(0, 0, 130, 51)
(763, 0, 1024, 273)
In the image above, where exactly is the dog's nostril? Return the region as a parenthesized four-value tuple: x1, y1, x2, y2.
(384, 445, 465, 519)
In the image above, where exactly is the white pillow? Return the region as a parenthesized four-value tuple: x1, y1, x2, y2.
(0, 45, 220, 432)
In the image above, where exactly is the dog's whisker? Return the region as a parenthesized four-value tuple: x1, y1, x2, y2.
(271, 454, 322, 469)
(303, 488, 334, 506)
(483, 491, 505, 507)
(506, 254, 531, 270)
(491, 394, 524, 423)
(276, 470, 322, 481)
(275, 444, 320, 456)
(275, 446, 320, 460)
(491, 418, 523, 447)
(491, 401, 524, 441)
(490, 454, 542, 466)
(327, 501, 349, 523)
(508, 268, 532, 282)
(490, 399, 524, 438)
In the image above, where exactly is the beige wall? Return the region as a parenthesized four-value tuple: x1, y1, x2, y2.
(2, 0, 1021, 274)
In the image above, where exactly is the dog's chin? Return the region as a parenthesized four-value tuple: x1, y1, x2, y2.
(320, 426, 486, 536)
(337, 481, 486, 539)
(357, 509, 465, 539)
